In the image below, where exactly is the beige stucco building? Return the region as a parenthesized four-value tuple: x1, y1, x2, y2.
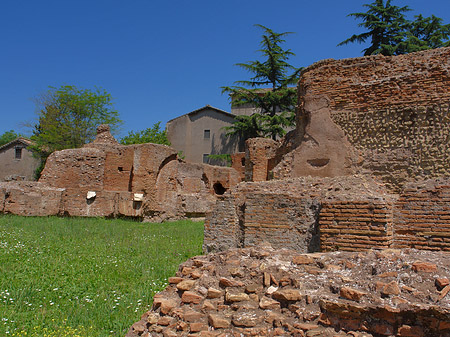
(166, 105, 242, 165)
(0, 138, 41, 181)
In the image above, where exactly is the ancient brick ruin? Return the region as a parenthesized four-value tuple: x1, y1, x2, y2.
(205, 176, 450, 254)
(0, 125, 240, 221)
(125, 48, 450, 337)
(239, 47, 450, 189)
(127, 246, 450, 337)
(280, 47, 450, 189)
(206, 47, 450, 254)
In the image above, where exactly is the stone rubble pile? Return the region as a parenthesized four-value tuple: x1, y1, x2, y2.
(126, 246, 450, 336)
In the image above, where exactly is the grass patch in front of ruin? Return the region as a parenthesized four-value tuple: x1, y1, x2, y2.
(0, 215, 204, 337)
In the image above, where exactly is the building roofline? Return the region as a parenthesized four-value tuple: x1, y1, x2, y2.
(167, 105, 236, 124)
(0, 137, 34, 152)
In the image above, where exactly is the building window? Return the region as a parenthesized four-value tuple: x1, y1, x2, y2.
(15, 148, 22, 160)
(204, 130, 210, 139)
(203, 154, 209, 164)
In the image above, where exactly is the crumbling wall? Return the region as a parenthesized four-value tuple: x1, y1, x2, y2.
(204, 176, 394, 253)
(244, 138, 279, 182)
(0, 125, 241, 221)
(205, 176, 450, 253)
(39, 148, 106, 189)
(203, 194, 241, 252)
(0, 182, 64, 216)
(152, 160, 239, 221)
(272, 47, 450, 191)
(230, 152, 245, 182)
(102, 147, 135, 192)
(394, 178, 450, 251)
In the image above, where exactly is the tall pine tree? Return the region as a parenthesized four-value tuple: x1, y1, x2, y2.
(398, 14, 450, 53)
(338, 0, 410, 56)
(222, 24, 302, 141)
(339, 0, 450, 56)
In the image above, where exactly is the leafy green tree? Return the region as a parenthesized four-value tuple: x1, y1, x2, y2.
(339, 0, 450, 56)
(0, 130, 20, 147)
(222, 24, 302, 141)
(120, 122, 170, 146)
(31, 85, 122, 156)
(30, 85, 122, 178)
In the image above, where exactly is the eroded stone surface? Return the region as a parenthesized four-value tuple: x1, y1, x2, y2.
(126, 246, 450, 337)
(205, 176, 450, 253)
(0, 125, 240, 221)
(274, 47, 450, 192)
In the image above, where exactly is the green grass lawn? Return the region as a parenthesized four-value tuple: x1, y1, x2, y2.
(0, 215, 204, 337)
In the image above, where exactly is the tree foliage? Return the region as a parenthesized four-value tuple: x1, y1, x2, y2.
(399, 14, 450, 53)
(120, 122, 170, 146)
(222, 24, 302, 141)
(31, 85, 122, 159)
(30, 85, 122, 179)
(339, 0, 450, 56)
(0, 130, 21, 147)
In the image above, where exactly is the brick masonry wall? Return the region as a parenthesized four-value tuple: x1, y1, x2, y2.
(272, 47, 450, 191)
(245, 138, 278, 182)
(243, 193, 320, 253)
(203, 194, 241, 252)
(230, 152, 245, 182)
(1, 127, 241, 221)
(39, 147, 106, 190)
(394, 179, 450, 251)
(0, 182, 64, 216)
(319, 200, 394, 252)
(204, 176, 400, 253)
(103, 148, 135, 192)
(205, 176, 450, 253)
(301, 48, 450, 113)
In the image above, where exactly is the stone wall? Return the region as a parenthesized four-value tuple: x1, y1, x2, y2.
(394, 179, 450, 251)
(270, 47, 450, 191)
(0, 182, 64, 216)
(204, 176, 393, 253)
(320, 200, 394, 252)
(205, 176, 450, 253)
(0, 125, 241, 221)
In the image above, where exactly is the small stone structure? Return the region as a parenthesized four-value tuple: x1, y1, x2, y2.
(0, 125, 241, 221)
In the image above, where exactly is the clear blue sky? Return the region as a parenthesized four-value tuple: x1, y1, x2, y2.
(1, 0, 449, 139)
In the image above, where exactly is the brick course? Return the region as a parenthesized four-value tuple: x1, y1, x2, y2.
(394, 179, 450, 251)
(205, 176, 450, 253)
